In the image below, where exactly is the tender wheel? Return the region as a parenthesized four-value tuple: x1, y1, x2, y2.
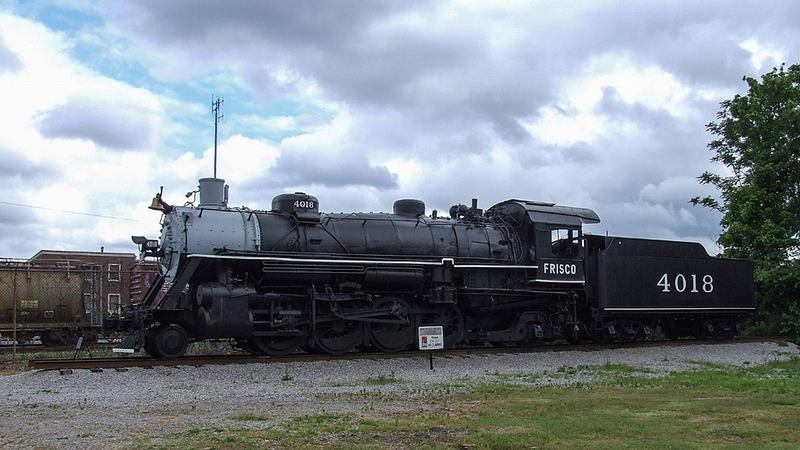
(614, 321, 643, 343)
(662, 326, 681, 341)
(693, 320, 714, 340)
(660, 319, 682, 341)
(146, 325, 188, 359)
(370, 297, 414, 353)
(592, 323, 613, 344)
(635, 324, 652, 342)
(417, 305, 464, 349)
(313, 319, 361, 354)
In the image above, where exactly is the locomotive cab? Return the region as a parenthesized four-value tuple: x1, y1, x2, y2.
(487, 199, 600, 284)
(533, 225, 584, 283)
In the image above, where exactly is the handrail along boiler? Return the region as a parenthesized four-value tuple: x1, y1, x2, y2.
(104, 178, 756, 358)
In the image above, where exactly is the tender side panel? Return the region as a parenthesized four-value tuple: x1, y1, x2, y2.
(595, 237, 755, 314)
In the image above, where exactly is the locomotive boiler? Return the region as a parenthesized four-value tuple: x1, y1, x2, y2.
(104, 178, 756, 358)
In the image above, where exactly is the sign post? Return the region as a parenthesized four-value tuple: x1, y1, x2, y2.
(418, 325, 444, 370)
(73, 335, 92, 359)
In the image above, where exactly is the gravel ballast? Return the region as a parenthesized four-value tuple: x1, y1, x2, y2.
(0, 341, 797, 449)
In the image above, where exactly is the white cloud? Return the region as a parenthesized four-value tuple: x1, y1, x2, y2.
(639, 176, 704, 203)
(524, 53, 697, 148)
(1, 0, 799, 258)
(0, 12, 187, 256)
(740, 37, 785, 70)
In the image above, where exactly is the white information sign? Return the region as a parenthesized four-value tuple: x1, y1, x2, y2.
(418, 325, 444, 351)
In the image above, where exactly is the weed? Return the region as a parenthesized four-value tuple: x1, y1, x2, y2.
(556, 365, 577, 375)
(486, 371, 541, 384)
(365, 370, 403, 385)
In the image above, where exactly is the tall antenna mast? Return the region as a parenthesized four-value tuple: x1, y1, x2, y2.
(211, 95, 224, 179)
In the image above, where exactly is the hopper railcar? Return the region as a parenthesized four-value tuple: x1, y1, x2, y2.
(0, 260, 103, 346)
(104, 178, 756, 358)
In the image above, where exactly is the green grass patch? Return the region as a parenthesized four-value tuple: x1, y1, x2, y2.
(364, 371, 404, 386)
(132, 356, 800, 449)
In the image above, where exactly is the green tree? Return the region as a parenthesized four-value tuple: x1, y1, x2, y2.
(692, 64, 800, 338)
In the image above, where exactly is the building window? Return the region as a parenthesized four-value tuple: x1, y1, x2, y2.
(108, 263, 121, 282)
(108, 294, 121, 313)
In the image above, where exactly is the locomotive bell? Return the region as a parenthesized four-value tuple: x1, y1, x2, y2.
(148, 196, 163, 211)
(147, 187, 172, 213)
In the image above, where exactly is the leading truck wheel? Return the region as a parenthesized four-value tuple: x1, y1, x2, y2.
(146, 325, 188, 359)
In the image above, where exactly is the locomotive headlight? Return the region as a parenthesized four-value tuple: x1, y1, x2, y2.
(131, 235, 162, 258)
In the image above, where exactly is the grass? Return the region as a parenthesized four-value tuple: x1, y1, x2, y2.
(131, 356, 800, 449)
(364, 371, 404, 386)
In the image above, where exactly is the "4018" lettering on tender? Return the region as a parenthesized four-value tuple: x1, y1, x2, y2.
(657, 273, 714, 293)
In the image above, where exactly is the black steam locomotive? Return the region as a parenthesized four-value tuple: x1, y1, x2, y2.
(104, 178, 756, 358)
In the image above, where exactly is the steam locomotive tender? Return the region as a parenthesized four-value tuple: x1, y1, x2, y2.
(104, 178, 756, 358)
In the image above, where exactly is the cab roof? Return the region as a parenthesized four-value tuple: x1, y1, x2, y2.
(489, 199, 601, 227)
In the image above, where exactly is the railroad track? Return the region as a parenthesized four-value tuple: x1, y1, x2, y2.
(29, 346, 532, 371)
(26, 336, 788, 372)
(0, 341, 119, 354)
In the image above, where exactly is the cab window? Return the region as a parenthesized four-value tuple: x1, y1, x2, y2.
(551, 228, 580, 256)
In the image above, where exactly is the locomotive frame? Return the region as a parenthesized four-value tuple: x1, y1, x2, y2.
(105, 178, 756, 358)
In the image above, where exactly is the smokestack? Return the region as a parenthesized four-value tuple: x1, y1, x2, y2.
(198, 178, 228, 208)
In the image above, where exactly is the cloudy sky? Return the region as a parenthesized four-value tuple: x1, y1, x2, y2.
(0, 1, 797, 259)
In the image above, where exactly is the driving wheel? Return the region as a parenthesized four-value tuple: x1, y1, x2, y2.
(417, 304, 464, 349)
(249, 333, 305, 356)
(313, 319, 361, 354)
(370, 297, 414, 353)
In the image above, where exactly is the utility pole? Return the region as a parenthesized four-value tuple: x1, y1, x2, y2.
(211, 95, 224, 179)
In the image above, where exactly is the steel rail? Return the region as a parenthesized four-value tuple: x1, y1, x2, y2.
(27, 336, 786, 371)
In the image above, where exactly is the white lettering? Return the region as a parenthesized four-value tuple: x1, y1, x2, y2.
(543, 263, 577, 275)
(658, 273, 714, 294)
(293, 200, 316, 209)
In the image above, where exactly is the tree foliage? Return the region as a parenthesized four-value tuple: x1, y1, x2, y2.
(692, 64, 800, 337)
